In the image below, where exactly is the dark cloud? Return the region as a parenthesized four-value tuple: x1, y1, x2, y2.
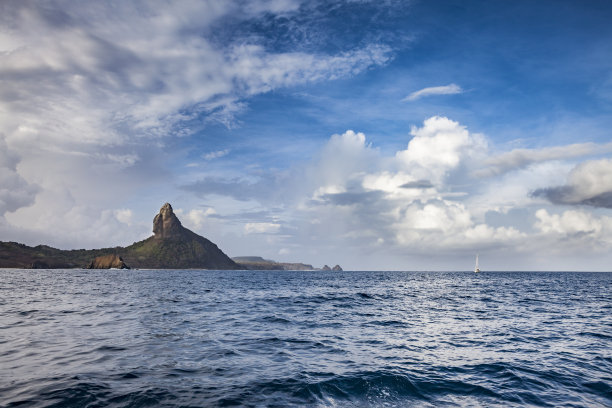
(400, 180, 433, 189)
(532, 159, 612, 209)
(319, 190, 385, 206)
(533, 187, 612, 209)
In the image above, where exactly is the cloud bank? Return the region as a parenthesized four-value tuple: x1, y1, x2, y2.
(182, 115, 612, 268)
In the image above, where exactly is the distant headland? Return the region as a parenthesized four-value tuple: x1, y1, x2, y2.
(0, 203, 342, 271)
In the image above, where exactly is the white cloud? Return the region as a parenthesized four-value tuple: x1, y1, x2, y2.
(392, 199, 524, 250)
(402, 83, 463, 101)
(245, 222, 281, 234)
(534, 209, 612, 251)
(203, 149, 230, 160)
(4, 188, 149, 249)
(114, 209, 133, 226)
(396, 116, 487, 184)
(535, 209, 604, 235)
(184, 208, 216, 230)
(305, 129, 380, 201)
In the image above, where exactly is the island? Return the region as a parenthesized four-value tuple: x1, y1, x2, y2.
(0, 203, 344, 271)
(0, 203, 237, 269)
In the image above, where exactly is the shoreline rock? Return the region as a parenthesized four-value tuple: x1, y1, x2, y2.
(87, 254, 130, 269)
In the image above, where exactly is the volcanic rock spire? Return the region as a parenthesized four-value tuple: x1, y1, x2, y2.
(152, 203, 183, 239)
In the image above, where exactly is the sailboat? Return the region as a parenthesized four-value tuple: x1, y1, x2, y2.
(474, 254, 481, 273)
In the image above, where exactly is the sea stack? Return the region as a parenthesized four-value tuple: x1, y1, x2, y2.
(153, 203, 183, 239)
(332, 265, 343, 271)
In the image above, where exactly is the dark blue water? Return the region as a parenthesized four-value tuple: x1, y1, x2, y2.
(1, 270, 611, 407)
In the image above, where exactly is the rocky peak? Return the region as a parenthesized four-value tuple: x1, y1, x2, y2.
(153, 203, 184, 239)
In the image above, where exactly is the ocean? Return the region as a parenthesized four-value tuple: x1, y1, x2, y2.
(1, 270, 610, 407)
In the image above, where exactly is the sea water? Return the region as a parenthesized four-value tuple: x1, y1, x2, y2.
(1, 270, 610, 407)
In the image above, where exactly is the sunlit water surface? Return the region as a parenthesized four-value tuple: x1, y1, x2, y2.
(1, 270, 611, 407)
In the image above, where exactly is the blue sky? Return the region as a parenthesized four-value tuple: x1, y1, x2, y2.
(1, 0, 612, 270)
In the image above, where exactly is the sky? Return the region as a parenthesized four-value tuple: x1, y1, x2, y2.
(1, 0, 612, 271)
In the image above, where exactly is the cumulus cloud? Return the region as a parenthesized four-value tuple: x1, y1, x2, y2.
(175, 208, 217, 230)
(532, 158, 612, 208)
(182, 117, 527, 254)
(402, 83, 463, 101)
(396, 116, 487, 184)
(534, 209, 612, 251)
(286, 118, 527, 254)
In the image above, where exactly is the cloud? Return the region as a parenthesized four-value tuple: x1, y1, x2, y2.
(392, 199, 524, 250)
(114, 209, 133, 226)
(3, 189, 150, 249)
(396, 116, 487, 184)
(175, 208, 217, 230)
(0, 136, 39, 216)
(245, 222, 281, 234)
(402, 83, 462, 101)
(0, 2, 392, 149)
(181, 117, 528, 255)
(475, 142, 612, 178)
(534, 209, 612, 251)
(203, 149, 230, 160)
(532, 158, 612, 208)
(399, 180, 434, 189)
(286, 119, 525, 253)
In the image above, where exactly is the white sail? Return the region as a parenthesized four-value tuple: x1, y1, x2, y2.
(474, 254, 480, 273)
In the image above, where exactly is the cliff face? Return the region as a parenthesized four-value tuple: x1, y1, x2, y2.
(152, 203, 184, 239)
(87, 254, 129, 269)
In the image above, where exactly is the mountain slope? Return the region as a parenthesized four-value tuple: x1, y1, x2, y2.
(121, 204, 237, 269)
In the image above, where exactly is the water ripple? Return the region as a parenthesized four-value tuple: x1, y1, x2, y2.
(0, 270, 610, 407)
